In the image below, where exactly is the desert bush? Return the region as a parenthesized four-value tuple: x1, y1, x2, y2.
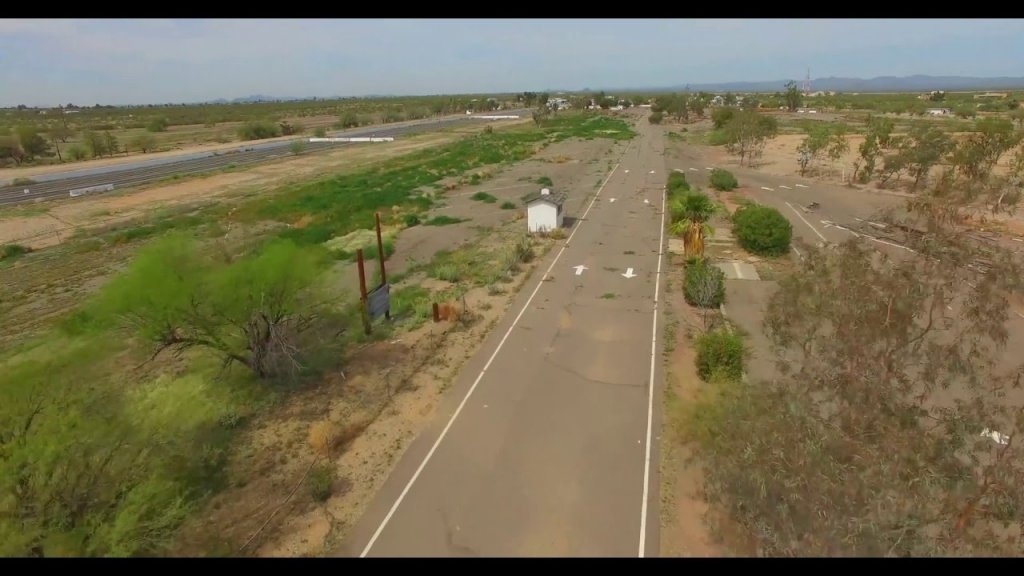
(500, 201, 517, 210)
(146, 117, 169, 132)
(313, 126, 327, 138)
(732, 203, 792, 256)
(403, 213, 421, 227)
(666, 171, 691, 198)
(471, 191, 497, 203)
(709, 168, 738, 191)
(308, 463, 335, 503)
(1, 244, 31, 261)
(237, 120, 281, 141)
(648, 111, 664, 124)
(683, 258, 725, 309)
(694, 326, 745, 382)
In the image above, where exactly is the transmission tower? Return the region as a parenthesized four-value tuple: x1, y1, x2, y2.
(802, 68, 811, 95)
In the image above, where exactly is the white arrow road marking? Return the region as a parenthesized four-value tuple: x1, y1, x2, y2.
(761, 186, 774, 191)
(785, 201, 828, 243)
(622, 267, 637, 279)
(779, 185, 792, 190)
(795, 184, 808, 188)
(689, 168, 698, 172)
(573, 265, 588, 276)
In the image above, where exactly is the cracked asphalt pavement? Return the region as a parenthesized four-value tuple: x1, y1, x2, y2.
(337, 117, 667, 557)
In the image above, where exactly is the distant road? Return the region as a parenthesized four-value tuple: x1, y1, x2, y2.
(0, 109, 531, 206)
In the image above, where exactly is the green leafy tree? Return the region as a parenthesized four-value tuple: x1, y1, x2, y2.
(723, 109, 778, 166)
(131, 132, 157, 153)
(94, 235, 336, 381)
(16, 127, 52, 161)
(784, 81, 802, 112)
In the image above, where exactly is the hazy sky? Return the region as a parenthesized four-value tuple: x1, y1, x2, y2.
(3, 18, 1024, 107)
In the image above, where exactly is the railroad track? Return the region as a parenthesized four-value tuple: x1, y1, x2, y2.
(0, 111, 529, 206)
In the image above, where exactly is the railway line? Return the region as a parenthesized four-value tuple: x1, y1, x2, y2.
(0, 110, 529, 206)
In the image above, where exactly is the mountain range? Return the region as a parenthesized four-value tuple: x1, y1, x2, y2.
(193, 76, 1024, 105)
(650, 75, 1024, 94)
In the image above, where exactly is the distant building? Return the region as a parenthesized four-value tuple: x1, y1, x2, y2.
(524, 188, 567, 234)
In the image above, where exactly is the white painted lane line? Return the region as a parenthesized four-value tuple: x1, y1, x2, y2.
(795, 184, 808, 188)
(791, 245, 803, 259)
(732, 261, 743, 280)
(1014, 238, 1023, 243)
(705, 167, 714, 171)
(639, 181, 667, 558)
(1017, 311, 1024, 320)
(779, 185, 792, 190)
(824, 220, 918, 253)
(761, 186, 774, 192)
(689, 168, 698, 172)
(785, 201, 828, 243)
(673, 168, 685, 173)
(359, 149, 628, 558)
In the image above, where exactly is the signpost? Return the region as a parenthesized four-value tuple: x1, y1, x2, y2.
(356, 212, 392, 335)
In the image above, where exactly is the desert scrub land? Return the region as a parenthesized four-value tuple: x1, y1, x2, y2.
(0, 111, 636, 557)
(0, 94, 525, 178)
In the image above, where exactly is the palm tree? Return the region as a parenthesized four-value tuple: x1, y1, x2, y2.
(668, 192, 717, 259)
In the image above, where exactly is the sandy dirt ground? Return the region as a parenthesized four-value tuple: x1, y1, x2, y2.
(700, 130, 1024, 238)
(0, 131, 481, 249)
(166, 133, 626, 557)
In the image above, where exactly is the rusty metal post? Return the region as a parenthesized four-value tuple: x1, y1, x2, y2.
(375, 212, 390, 320)
(432, 302, 440, 322)
(356, 249, 371, 335)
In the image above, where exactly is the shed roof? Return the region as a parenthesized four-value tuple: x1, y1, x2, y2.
(523, 190, 568, 207)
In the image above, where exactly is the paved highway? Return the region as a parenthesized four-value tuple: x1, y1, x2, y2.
(338, 118, 666, 557)
(0, 110, 531, 206)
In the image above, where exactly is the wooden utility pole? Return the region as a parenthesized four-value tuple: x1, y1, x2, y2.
(356, 248, 371, 335)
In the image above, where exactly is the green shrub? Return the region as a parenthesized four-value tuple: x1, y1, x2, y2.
(709, 168, 738, 191)
(471, 191, 497, 203)
(500, 201, 517, 210)
(649, 111, 664, 124)
(732, 203, 793, 256)
(683, 258, 725, 308)
(308, 463, 335, 502)
(403, 213, 421, 227)
(1, 244, 31, 261)
(695, 327, 745, 381)
(707, 129, 730, 146)
(237, 120, 281, 141)
(666, 171, 691, 197)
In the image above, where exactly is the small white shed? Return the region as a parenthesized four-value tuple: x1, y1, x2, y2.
(525, 188, 567, 234)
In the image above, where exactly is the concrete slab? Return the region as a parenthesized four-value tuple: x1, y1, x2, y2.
(715, 261, 760, 281)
